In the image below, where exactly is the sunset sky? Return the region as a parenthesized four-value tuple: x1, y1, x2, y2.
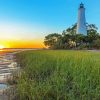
(0, 0, 100, 48)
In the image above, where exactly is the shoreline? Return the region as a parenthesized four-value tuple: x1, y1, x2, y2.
(0, 50, 20, 99)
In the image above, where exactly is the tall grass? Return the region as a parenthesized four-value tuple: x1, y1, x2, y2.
(15, 50, 100, 100)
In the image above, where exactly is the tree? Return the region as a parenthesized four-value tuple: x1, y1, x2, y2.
(44, 33, 62, 49)
(93, 39, 100, 49)
(66, 23, 77, 35)
(68, 39, 76, 48)
(75, 34, 84, 45)
(44, 23, 100, 49)
(87, 24, 99, 43)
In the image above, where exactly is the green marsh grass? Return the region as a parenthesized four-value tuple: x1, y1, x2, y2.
(16, 50, 100, 100)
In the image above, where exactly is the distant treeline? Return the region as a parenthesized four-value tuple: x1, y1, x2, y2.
(44, 23, 100, 49)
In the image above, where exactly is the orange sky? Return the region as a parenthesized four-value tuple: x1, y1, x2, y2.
(0, 40, 45, 48)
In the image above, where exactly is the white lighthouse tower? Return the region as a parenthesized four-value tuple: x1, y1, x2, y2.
(77, 3, 87, 35)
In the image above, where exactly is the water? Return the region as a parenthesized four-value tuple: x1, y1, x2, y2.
(0, 50, 17, 91)
(0, 84, 8, 90)
(0, 49, 22, 99)
(0, 84, 8, 100)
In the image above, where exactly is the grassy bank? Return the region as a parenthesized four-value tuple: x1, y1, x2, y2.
(16, 50, 100, 100)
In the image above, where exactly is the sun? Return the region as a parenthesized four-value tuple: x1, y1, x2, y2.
(0, 45, 5, 49)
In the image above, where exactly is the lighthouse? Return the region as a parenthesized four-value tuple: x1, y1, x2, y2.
(77, 3, 87, 35)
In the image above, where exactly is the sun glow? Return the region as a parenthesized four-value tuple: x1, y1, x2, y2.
(0, 45, 5, 49)
(0, 39, 44, 49)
